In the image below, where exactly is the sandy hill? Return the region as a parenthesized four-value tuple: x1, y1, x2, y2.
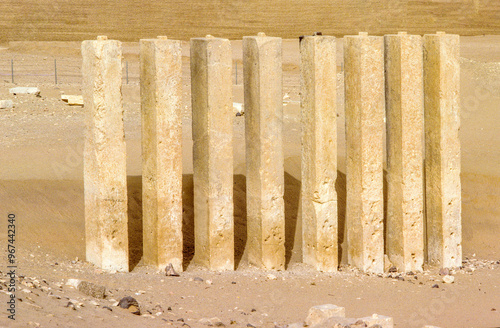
(0, 0, 499, 42)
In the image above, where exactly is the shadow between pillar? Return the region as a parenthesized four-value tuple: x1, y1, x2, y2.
(127, 176, 143, 271)
(336, 170, 347, 265)
(284, 172, 301, 268)
(182, 174, 195, 270)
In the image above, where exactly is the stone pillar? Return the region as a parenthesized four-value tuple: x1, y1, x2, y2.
(423, 32, 462, 268)
(385, 32, 424, 272)
(140, 36, 183, 272)
(300, 35, 338, 272)
(344, 32, 385, 274)
(191, 35, 234, 271)
(82, 36, 128, 272)
(243, 33, 285, 270)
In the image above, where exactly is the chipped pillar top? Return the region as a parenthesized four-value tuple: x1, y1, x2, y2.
(97, 35, 108, 40)
(157, 35, 168, 40)
(358, 32, 369, 37)
(191, 34, 228, 42)
(436, 31, 446, 35)
(244, 32, 281, 43)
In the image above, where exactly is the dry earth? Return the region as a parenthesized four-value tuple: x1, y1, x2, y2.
(0, 36, 499, 327)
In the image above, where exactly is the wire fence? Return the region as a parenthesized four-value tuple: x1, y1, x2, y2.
(0, 57, 254, 87)
(0, 58, 141, 85)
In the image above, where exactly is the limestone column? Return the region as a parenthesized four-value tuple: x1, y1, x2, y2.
(191, 35, 234, 271)
(300, 35, 338, 272)
(82, 36, 128, 272)
(344, 32, 385, 274)
(423, 32, 462, 268)
(385, 32, 424, 272)
(243, 33, 285, 270)
(140, 36, 183, 272)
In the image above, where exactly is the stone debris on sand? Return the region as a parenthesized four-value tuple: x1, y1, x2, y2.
(166, 263, 180, 276)
(0, 99, 13, 108)
(9, 86, 40, 95)
(118, 296, 141, 315)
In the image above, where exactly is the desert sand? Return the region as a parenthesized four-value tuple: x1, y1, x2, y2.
(0, 36, 499, 327)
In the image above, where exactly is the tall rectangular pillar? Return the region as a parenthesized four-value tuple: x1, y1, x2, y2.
(385, 32, 424, 272)
(423, 32, 462, 268)
(140, 36, 183, 272)
(344, 32, 385, 274)
(191, 36, 234, 271)
(243, 33, 285, 270)
(82, 36, 128, 272)
(300, 35, 338, 272)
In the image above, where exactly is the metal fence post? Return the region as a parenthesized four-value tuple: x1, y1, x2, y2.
(54, 58, 58, 84)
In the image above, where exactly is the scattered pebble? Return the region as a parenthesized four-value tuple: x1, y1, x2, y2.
(118, 296, 141, 315)
(442, 275, 455, 284)
(165, 263, 180, 277)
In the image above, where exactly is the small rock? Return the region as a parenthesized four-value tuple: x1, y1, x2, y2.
(432, 284, 439, 288)
(305, 304, 345, 326)
(66, 302, 77, 310)
(231, 281, 236, 284)
(165, 263, 180, 277)
(61, 95, 84, 106)
(199, 317, 225, 327)
(266, 274, 277, 280)
(359, 314, 393, 328)
(193, 277, 204, 282)
(102, 306, 113, 311)
(439, 268, 450, 276)
(118, 296, 141, 315)
(388, 266, 397, 273)
(0, 100, 13, 109)
(89, 300, 100, 306)
(442, 275, 455, 284)
(65, 279, 81, 289)
(233, 103, 244, 116)
(251, 308, 257, 312)
(9, 87, 40, 95)
(247, 324, 256, 328)
(78, 281, 106, 299)
(206, 279, 213, 285)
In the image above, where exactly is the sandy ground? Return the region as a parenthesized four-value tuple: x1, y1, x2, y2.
(0, 37, 499, 327)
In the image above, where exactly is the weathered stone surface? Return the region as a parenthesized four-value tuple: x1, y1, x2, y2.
(344, 32, 385, 274)
(300, 35, 338, 272)
(312, 316, 358, 328)
(0, 100, 13, 109)
(140, 37, 183, 272)
(77, 280, 106, 299)
(61, 95, 84, 106)
(191, 36, 234, 271)
(82, 36, 128, 272)
(423, 32, 462, 268)
(9, 87, 40, 95)
(243, 33, 285, 270)
(305, 304, 345, 326)
(385, 32, 424, 273)
(359, 314, 394, 328)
